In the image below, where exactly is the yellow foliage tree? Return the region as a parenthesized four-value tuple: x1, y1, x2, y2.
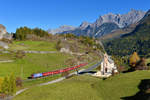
(0, 77, 4, 92)
(129, 52, 140, 67)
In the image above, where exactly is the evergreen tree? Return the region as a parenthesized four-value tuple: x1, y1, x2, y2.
(8, 74, 16, 95)
(15, 26, 49, 40)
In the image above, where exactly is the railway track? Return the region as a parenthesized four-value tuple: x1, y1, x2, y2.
(16, 61, 101, 96)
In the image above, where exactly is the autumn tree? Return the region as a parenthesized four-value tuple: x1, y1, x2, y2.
(1, 74, 16, 96)
(1, 76, 9, 95)
(129, 52, 140, 67)
(0, 77, 3, 93)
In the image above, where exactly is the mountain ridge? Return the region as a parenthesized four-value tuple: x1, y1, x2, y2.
(48, 9, 146, 38)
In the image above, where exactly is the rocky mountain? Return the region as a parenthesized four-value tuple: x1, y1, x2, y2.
(0, 24, 12, 40)
(104, 9, 150, 56)
(50, 9, 146, 38)
(0, 24, 7, 39)
(99, 22, 139, 40)
(94, 9, 145, 28)
(48, 25, 76, 34)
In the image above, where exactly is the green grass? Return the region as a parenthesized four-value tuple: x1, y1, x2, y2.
(95, 70, 150, 100)
(0, 53, 71, 79)
(22, 74, 61, 88)
(0, 53, 15, 60)
(9, 41, 57, 51)
(14, 70, 150, 100)
(0, 40, 99, 89)
(14, 75, 102, 100)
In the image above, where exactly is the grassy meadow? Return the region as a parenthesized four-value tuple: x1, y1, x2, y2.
(0, 53, 72, 79)
(0, 40, 100, 89)
(9, 41, 57, 51)
(14, 70, 150, 100)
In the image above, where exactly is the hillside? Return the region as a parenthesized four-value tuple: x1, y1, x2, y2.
(0, 33, 102, 89)
(99, 23, 138, 40)
(14, 71, 150, 100)
(104, 10, 150, 56)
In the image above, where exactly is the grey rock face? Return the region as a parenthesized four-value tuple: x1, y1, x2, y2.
(93, 9, 145, 28)
(142, 9, 150, 19)
(48, 25, 76, 34)
(79, 21, 91, 30)
(0, 24, 7, 39)
(51, 9, 146, 37)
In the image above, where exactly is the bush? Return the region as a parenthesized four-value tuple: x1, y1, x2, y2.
(15, 50, 25, 59)
(65, 58, 77, 66)
(0, 93, 6, 99)
(61, 71, 70, 77)
(96, 65, 101, 71)
(16, 77, 22, 87)
(56, 40, 62, 51)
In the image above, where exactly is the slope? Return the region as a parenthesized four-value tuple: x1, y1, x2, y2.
(104, 10, 150, 56)
(14, 70, 150, 100)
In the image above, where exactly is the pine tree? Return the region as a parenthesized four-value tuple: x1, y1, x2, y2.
(8, 74, 16, 95)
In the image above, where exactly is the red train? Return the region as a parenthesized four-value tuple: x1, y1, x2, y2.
(30, 63, 88, 79)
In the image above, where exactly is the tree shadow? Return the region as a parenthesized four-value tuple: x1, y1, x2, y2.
(122, 68, 135, 73)
(79, 71, 96, 75)
(121, 79, 150, 100)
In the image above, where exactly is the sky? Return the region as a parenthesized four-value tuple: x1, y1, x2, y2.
(0, 0, 149, 33)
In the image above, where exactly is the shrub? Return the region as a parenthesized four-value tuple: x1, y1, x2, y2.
(15, 50, 25, 59)
(96, 65, 101, 71)
(16, 77, 22, 87)
(61, 71, 70, 77)
(56, 40, 62, 51)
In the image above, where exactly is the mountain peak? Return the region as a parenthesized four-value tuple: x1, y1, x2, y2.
(48, 25, 76, 34)
(79, 21, 91, 30)
(59, 25, 74, 29)
(51, 9, 146, 37)
(94, 9, 145, 28)
(144, 9, 150, 17)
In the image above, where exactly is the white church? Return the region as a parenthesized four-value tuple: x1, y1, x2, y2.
(93, 53, 118, 78)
